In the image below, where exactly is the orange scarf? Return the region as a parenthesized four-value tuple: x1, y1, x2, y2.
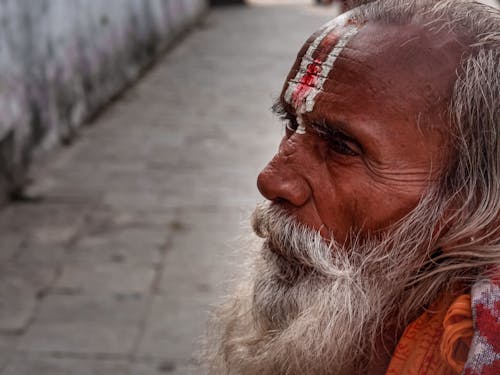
(386, 295, 473, 375)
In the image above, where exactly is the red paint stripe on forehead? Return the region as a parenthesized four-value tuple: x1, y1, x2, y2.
(289, 32, 341, 111)
(312, 32, 342, 65)
(284, 16, 360, 113)
(290, 63, 319, 110)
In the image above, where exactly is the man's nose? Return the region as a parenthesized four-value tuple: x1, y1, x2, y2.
(256, 141, 312, 207)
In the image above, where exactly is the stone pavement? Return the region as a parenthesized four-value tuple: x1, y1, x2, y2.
(0, 2, 337, 375)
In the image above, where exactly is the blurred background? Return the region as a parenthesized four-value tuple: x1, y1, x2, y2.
(0, 1, 339, 374)
(0, 1, 497, 374)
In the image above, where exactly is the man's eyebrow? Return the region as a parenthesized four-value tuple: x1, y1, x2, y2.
(311, 118, 343, 133)
(311, 118, 360, 143)
(271, 98, 288, 117)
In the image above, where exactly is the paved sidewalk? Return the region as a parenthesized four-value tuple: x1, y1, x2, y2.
(0, 3, 336, 375)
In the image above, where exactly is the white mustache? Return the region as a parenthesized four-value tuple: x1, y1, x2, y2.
(251, 202, 363, 279)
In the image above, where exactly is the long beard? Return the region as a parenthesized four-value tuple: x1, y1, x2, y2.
(204, 198, 449, 375)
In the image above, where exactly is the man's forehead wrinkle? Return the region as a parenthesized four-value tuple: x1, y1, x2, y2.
(287, 48, 372, 110)
(294, 26, 370, 65)
(294, 50, 366, 72)
(286, 60, 367, 95)
(292, 25, 343, 75)
(350, 23, 463, 119)
(313, 33, 342, 60)
(286, 81, 329, 99)
(324, 55, 386, 90)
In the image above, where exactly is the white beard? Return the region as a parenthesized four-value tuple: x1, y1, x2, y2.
(204, 200, 447, 375)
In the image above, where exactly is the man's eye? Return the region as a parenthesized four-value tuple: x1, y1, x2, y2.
(311, 122, 361, 157)
(328, 137, 359, 156)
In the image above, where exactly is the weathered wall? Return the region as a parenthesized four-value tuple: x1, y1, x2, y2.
(0, 0, 207, 202)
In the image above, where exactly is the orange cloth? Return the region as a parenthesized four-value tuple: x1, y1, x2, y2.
(385, 295, 473, 375)
(440, 295, 473, 373)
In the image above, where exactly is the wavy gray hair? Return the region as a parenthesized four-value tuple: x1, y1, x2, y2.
(346, 0, 500, 308)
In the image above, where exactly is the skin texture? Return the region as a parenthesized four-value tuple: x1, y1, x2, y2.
(257, 19, 467, 245)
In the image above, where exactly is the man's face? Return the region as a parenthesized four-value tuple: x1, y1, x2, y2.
(257, 14, 463, 243)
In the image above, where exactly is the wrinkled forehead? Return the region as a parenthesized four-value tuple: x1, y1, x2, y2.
(283, 14, 363, 115)
(281, 17, 468, 129)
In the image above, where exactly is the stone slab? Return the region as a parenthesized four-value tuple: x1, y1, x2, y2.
(158, 209, 251, 297)
(0, 263, 57, 333)
(80, 210, 176, 231)
(18, 294, 146, 355)
(131, 360, 199, 375)
(0, 235, 23, 262)
(14, 242, 68, 265)
(54, 263, 156, 295)
(68, 227, 167, 265)
(2, 354, 131, 375)
(0, 334, 18, 372)
(0, 333, 18, 351)
(0, 204, 85, 246)
(136, 293, 212, 362)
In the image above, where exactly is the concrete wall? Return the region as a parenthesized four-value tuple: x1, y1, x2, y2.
(0, 0, 207, 202)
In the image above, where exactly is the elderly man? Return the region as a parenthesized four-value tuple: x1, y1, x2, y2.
(206, 0, 499, 374)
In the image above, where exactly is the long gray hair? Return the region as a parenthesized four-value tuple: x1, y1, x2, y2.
(350, 0, 499, 304)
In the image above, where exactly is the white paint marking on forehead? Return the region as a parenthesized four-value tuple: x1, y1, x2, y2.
(283, 18, 341, 108)
(285, 114, 306, 134)
(296, 115, 306, 134)
(304, 25, 360, 112)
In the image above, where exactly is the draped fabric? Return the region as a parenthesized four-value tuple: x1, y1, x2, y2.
(385, 295, 460, 375)
(463, 273, 500, 375)
(386, 271, 500, 375)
